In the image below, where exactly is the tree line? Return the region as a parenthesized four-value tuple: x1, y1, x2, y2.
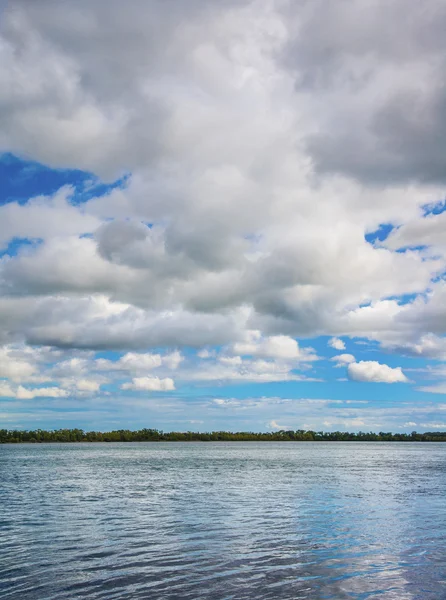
(1, 428, 446, 443)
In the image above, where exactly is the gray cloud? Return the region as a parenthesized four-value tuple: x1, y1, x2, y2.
(282, 0, 446, 185)
(0, 0, 444, 363)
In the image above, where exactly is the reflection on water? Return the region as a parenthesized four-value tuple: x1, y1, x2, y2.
(1, 442, 445, 599)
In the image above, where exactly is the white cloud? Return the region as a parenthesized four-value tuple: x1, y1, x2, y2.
(183, 355, 315, 384)
(348, 361, 409, 383)
(197, 349, 216, 359)
(76, 379, 101, 393)
(268, 420, 291, 431)
(323, 418, 366, 429)
(0, 382, 15, 397)
(121, 376, 175, 392)
(0, 347, 39, 383)
(0, 187, 100, 248)
(212, 398, 241, 407)
(416, 384, 446, 395)
(96, 350, 183, 373)
(16, 386, 68, 399)
(162, 351, 184, 370)
(328, 337, 346, 351)
(232, 331, 318, 361)
(331, 353, 356, 366)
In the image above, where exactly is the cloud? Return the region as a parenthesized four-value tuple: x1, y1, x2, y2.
(0, 187, 100, 249)
(328, 337, 345, 351)
(416, 384, 446, 395)
(268, 420, 291, 431)
(0, 0, 443, 359)
(16, 386, 68, 399)
(331, 354, 356, 367)
(0, 347, 38, 382)
(76, 379, 101, 393)
(348, 361, 409, 384)
(121, 376, 175, 392)
(282, 0, 446, 186)
(0, 382, 16, 397)
(95, 350, 183, 375)
(232, 331, 317, 361)
(323, 418, 366, 429)
(182, 355, 316, 384)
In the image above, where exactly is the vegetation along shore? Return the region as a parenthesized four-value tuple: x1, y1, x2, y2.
(1, 428, 446, 443)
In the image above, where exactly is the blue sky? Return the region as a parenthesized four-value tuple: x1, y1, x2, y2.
(1, 1, 446, 433)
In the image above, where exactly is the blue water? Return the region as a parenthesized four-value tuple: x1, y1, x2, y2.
(1, 442, 445, 599)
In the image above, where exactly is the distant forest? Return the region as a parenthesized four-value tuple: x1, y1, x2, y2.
(1, 428, 446, 443)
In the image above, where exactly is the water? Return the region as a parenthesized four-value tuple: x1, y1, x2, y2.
(1, 443, 445, 600)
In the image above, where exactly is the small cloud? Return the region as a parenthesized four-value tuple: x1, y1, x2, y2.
(218, 355, 243, 366)
(197, 349, 216, 359)
(416, 384, 446, 394)
(268, 420, 291, 430)
(121, 376, 175, 392)
(163, 350, 184, 370)
(403, 422, 417, 427)
(328, 337, 345, 351)
(331, 353, 356, 366)
(16, 386, 68, 399)
(233, 331, 317, 361)
(212, 398, 240, 407)
(347, 361, 409, 383)
(76, 379, 100, 392)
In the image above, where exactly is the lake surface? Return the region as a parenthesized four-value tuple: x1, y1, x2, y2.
(1, 442, 445, 599)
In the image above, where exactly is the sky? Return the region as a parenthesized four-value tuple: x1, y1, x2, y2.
(0, 0, 446, 433)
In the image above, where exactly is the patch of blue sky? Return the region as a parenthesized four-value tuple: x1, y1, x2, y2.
(0, 236, 43, 258)
(0, 153, 128, 207)
(395, 245, 429, 253)
(382, 291, 423, 305)
(365, 223, 394, 245)
(422, 197, 446, 216)
(431, 273, 446, 284)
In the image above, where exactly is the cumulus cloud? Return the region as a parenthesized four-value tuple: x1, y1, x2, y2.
(232, 331, 317, 361)
(331, 354, 356, 367)
(15, 386, 68, 400)
(268, 420, 291, 431)
(282, 0, 446, 186)
(348, 361, 409, 384)
(328, 338, 346, 351)
(0, 0, 443, 358)
(76, 379, 101, 393)
(121, 376, 175, 392)
(0, 382, 16, 397)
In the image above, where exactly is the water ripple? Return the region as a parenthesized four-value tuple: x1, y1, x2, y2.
(1, 442, 446, 599)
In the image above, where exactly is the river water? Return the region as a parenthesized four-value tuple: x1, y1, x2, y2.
(1, 442, 445, 599)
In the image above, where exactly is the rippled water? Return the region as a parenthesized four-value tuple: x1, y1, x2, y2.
(1, 443, 446, 599)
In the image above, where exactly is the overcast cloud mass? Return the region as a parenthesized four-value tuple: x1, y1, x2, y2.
(0, 0, 445, 432)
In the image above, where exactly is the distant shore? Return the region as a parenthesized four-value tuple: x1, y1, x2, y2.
(2, 428, 446, 443)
